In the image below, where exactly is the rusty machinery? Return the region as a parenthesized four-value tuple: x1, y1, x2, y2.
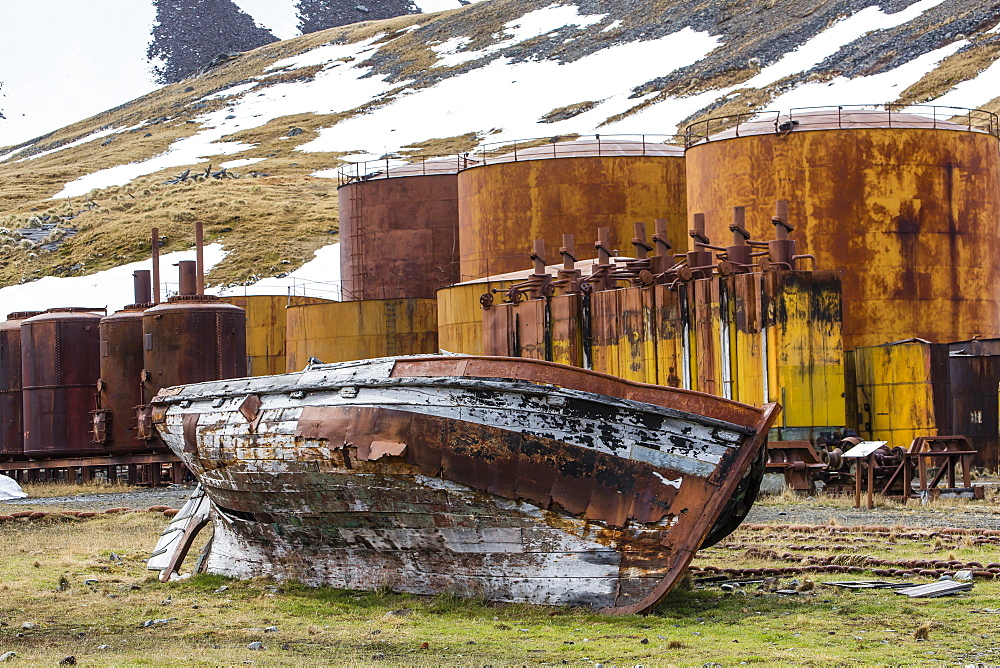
(0, 223, 245, 486)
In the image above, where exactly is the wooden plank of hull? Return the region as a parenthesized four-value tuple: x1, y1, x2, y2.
(153, 356, 779, 614)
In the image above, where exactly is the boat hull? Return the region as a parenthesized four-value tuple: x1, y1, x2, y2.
(153, 356, 778, 614)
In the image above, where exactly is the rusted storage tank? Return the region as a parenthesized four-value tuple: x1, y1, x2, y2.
(285, 298, 437, 370)
(221, 295, 333, 376)
(95, 271, 155, 452)
(0, 311, 42, 456)
(685, 106, 1000, 348)
(143, 262, 246, 398)
(21, 308, 105, 456)
(338, 157, 468, 301)
(458, 136, 688, 280)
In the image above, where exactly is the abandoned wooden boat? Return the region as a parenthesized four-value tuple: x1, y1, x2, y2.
(150, 355, 779, 614)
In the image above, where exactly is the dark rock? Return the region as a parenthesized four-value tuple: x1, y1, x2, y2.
(147, 0, 278, 84)
(296, 0, 418, 34)
(58, 657, 76, 666)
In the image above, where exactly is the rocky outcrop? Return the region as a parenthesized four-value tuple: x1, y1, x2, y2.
(147, 0, 279, 84)
(296, 0, 419, 34)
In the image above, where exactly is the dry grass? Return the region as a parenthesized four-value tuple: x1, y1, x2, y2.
(17, 481, 139, 499)
(397, 133, 482, 159)
(896, 37, 1000, 105)
(0, 492, 997, 664)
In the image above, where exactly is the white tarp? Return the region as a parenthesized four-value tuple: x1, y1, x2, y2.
(0, 475, 27, 500)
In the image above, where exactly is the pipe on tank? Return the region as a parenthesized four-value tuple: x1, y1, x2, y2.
(152, 228, 161, 304)
(133, 270, 152, 305)
(178, 261, 197, 296)
(195, 221, 205, 296)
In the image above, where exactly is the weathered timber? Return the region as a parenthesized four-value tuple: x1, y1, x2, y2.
(151, 355, 778, 614)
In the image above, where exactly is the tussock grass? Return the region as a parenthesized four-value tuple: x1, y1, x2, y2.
(897, 37, 1000, 105)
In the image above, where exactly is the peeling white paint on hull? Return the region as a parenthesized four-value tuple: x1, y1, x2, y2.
(152, 356, 779, 614)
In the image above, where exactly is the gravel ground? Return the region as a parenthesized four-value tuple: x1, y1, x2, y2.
(748, 496, 1000, 531)
(0, 485, 195, 512)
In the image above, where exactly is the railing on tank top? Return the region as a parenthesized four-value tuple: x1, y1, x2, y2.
(334, 133, 686, 185)
(684, 104, 1000, 148)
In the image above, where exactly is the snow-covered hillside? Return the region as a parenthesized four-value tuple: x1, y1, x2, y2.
(1, 0, 999, 303)
(0, 0, 479, 146)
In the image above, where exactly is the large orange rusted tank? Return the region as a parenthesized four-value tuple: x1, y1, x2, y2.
(685, 106, 1000, 349)
(338, 158, 467, 300)
(458, 137, 688, 280)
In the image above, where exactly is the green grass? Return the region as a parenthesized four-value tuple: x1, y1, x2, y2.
(1, 496, 999, 665)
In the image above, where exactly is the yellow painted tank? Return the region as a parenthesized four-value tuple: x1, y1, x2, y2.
(685, 106, 1000, 349)
(458, 136, 688, 280)
(845, 339, 951, 448)
(285, 298, 438, 370)
(221, 295, 333, 376)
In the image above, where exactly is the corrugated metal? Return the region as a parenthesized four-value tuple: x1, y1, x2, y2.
(458, 155, 687, 280)
(221, 295, 332, 376)
(21, 309, 104, 456)
(339, 174, 460, 300)
(0, 312, 42, 456)
(285, 298, 438, 370)
(846, 340, 950, 448)
(686, 115, 1000, 348)
(948, 352, 1000, 469)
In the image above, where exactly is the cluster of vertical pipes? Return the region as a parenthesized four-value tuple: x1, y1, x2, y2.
(482, 202, 844, 441)
(0, 223, 246, 478)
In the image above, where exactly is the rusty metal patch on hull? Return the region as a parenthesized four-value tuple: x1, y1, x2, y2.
(151, 355, 779, 614)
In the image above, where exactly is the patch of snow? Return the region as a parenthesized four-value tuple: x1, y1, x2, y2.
(219, 157, 266, 169)
(267, 39, 381, 71)
(55, 134, 253, 198)
(601, 20, 623, 32)
(743, 0, 951, 89)
(919, 53, 1000, 110)
(14, 127, 123, 162)
(301, 27, 719, 154)
(0, 475, 27, 500)
(765, 42, 966, 112)
(432, 4, 606, 67)
(205, 82, 260, 100)
(54, 34, 401, 197)
(0, 244, 226, 315)
(230, 0, 300, 40)
(210, 243, 342, 300)
(311, 168, 340, 178)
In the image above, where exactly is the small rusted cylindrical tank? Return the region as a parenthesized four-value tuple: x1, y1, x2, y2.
(339, 158, 465, 301)
(685, 106, 1000, 348)
(143, 262, 247, 397)
(458, 136, 688, 280)
(95, 271, 155, 452)
(0, 311, 43, 456)
(21, 308, 105, 456)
